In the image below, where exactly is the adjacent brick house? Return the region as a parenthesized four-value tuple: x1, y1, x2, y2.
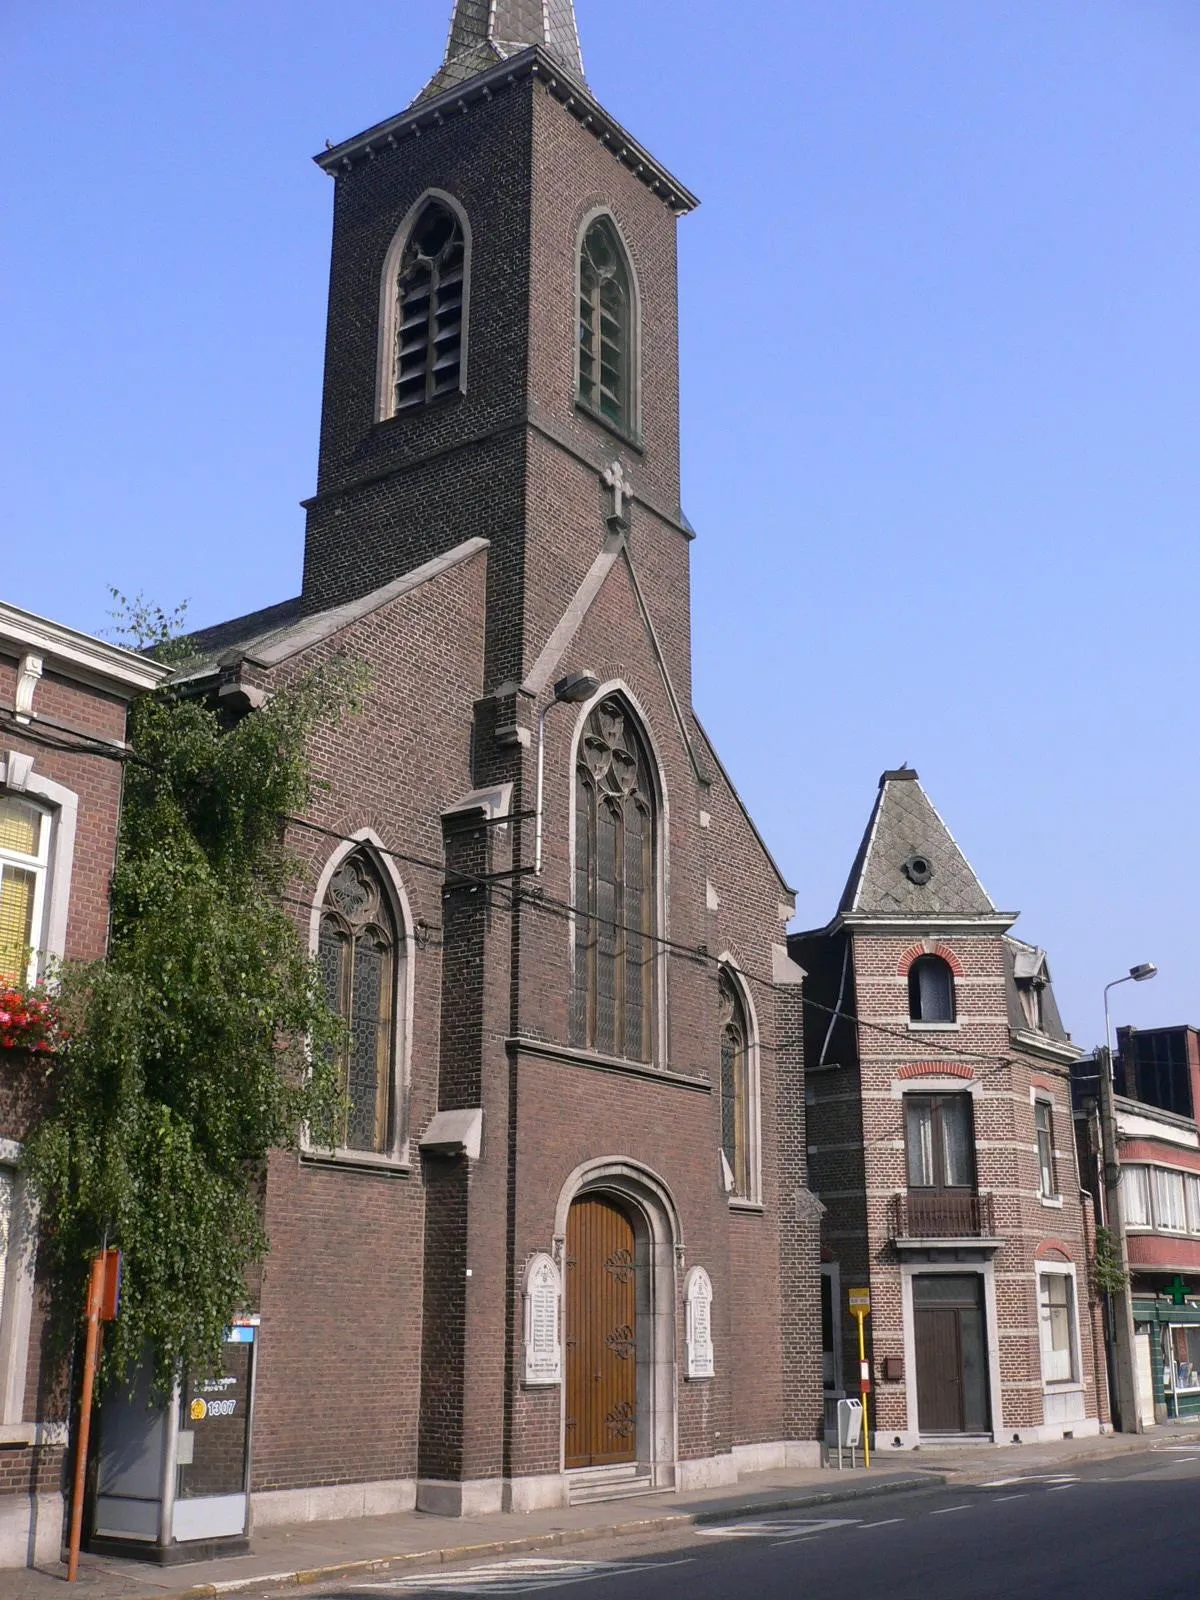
(1073, 1027, 1200, 1424)
(89, 0, 824, 1546)
(0, 601, 167, 1565)
(793, 768, 1107, 1450)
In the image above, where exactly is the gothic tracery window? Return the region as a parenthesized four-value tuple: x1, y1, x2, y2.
(572, 699, 655, 1061)
(390, 198, 466, 414)
(719, 969, 752, 1200)
(318, 852, 399, 1154)
(578, 217, 634, 435)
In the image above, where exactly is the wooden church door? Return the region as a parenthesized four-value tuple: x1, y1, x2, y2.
(565, 1195, 638, 1469)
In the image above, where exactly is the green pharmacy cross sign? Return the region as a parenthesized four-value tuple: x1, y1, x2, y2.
(1168, 1275, 1192, 1307)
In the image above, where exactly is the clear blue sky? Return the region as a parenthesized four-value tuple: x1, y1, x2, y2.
(4, 1, 1198, 1046)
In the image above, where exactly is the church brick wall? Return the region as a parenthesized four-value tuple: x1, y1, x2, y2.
(248, 545, 488, 1495)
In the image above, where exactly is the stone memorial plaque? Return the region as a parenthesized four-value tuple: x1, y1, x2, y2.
(524, 1252, 562, 1385)
(686, 1266, 714, 1380)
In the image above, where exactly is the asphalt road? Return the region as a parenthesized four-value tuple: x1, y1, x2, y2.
(302, 1446, 1200, 1600)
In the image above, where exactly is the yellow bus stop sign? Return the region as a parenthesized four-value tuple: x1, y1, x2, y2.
(848, 1287, 871, 1316)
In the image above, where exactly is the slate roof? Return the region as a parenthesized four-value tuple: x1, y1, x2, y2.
(176, 539, 489, 679)
(838, 768, 1001, 921)
(1004, 936, 1072, 1045)
(416, 0, 587, 104)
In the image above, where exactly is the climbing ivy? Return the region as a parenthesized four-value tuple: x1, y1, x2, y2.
(24, 598, 359, 1391)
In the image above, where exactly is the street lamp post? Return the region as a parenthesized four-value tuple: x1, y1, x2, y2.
(1098, 962, 1157, 1434)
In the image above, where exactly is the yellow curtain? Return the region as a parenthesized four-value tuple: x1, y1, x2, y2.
(0, 865, 35, 983)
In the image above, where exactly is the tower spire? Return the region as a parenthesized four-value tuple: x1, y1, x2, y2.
(416, 0, 587, 105)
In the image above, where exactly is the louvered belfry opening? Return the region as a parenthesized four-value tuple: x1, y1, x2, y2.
(393, 199, 466, 413)
(572, 699, 654, 1062)
(578, 217, 633, 433)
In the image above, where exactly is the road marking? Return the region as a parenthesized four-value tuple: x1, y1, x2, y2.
(372, 1557, 694, 1593)
(1048, 1483, 1076, 1491)
(859, 1518, 904, 1528)
(930, 1504, 971, 1515)
(695, 1516, 860, 1540)
(993, 1494, 1027, 1503)
(980, 1474, 1078, 1489)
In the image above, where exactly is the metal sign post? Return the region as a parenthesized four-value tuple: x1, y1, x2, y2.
(848, 1287, 871, 1469)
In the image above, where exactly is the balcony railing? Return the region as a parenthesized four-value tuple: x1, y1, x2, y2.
(890, 1190, 996, 1240)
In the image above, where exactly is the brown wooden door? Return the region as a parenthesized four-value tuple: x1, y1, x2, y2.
(565, 1195, 638, 1469)
(915, 1306, 965, 1432)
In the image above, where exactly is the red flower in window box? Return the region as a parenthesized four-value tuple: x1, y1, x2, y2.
(0, 983, 62, 1054)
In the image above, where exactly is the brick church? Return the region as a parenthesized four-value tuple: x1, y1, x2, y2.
(151, 0, 825, 1527)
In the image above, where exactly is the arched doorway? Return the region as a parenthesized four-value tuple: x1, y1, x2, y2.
(564, 1195, 638, 1469)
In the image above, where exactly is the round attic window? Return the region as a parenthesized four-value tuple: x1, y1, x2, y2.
(902, 854, 933, 886)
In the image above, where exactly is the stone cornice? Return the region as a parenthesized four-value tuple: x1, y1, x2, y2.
(314, 47, 699, 216)
(0, 602, 170, 697)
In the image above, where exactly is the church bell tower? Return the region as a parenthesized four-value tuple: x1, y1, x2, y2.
(301, 0, 698, 712)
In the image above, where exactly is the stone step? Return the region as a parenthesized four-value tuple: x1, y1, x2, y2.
(567, 1468, 659, 1506)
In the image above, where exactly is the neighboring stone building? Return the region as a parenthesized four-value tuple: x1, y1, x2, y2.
(793, 768, 1107, 1450)
(1073, 1027, 1200, 1425)
(89, 0, 824, 1545)
(0, 601, 167, 1565)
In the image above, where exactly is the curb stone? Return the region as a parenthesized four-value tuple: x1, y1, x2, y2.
(91, 1473, 946, 1600)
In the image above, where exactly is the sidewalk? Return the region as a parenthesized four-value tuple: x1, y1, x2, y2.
(9, 1423, 1200, 1600)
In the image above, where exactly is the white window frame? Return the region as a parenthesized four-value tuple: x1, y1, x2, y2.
(1153, 1167, 1189, 1234)
(0, 795, 49, 987)
(0, 760, 78, 984)
(1121, 1164, 1153, 1230)
(0, 1140, 39, 1434)
(1185, 1172, 1200, 1236)
(1033, 1097, 1059, 1202)
(1037, 1262, 1081, 1388)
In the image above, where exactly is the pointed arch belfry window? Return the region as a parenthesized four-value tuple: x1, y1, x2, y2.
(719, 969, 752, 1200)
(388, 197, 466, 415)
(572, 699, 655, 1062)
(578, 217, 635, 435)
(318, 851, 399, 1153)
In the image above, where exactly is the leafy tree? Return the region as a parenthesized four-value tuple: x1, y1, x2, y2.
(24, 598, 358, 1390)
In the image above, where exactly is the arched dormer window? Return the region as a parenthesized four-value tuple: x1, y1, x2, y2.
(380, 196, 467, 418)
(719, 968, 754, 1201)
(317, 851, 400, 1153)
(571, 698, 655, 1062)
(577, 216, 635, 436)
(908, 954, 956, 1024)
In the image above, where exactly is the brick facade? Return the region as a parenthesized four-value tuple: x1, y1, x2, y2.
(0, 609, 166, 1566)
(171, 33, 823, 1525)
(794, 770, 1107, 1451)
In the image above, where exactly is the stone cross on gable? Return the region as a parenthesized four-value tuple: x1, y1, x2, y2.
(603, 460, 634, 525)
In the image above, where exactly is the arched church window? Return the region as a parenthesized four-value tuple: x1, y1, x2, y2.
(578, 217, 635, 434)
(572, 698, 655, 1061)
(390, 198, 466, 414)
(719, 968, 752, 1199)
(318, 851, 399, 1153)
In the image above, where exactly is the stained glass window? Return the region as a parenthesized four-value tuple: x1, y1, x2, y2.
(719, 969, 752, 1199)
(392, 199, 466, 414)
(572, 700, 654, 1062)
(319, 852, 398, 1153)
(578, 218, 634, 434)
